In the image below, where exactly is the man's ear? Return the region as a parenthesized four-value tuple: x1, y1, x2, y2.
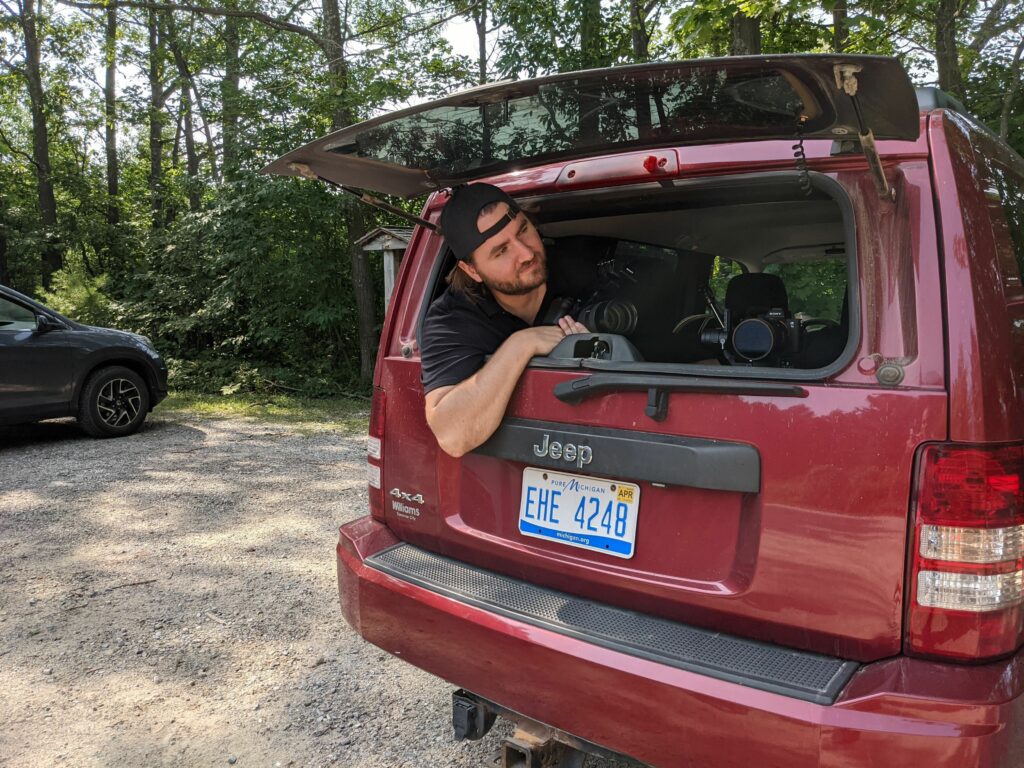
(457, 259, 483, 284)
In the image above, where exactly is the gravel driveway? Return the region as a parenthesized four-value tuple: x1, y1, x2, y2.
(0, 413, 632, 768)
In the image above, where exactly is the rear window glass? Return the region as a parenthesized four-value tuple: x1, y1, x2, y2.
(986, 159, 1024, 282)
(330, 65, 833, 179)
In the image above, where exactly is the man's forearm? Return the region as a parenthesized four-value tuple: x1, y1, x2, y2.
(426, 334, 538, 457)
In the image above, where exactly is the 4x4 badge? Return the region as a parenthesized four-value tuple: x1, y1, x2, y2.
(390, 488, 424, 504)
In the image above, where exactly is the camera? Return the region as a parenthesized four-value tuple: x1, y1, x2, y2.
(542, 259, 639, 335)
(700, 307, 803, 365)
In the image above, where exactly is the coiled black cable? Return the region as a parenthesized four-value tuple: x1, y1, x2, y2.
(792, 122, 813, 197)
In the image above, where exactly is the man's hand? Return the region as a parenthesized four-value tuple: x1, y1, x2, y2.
(557, 315, 589, 336)
(513, 316, 590, 357)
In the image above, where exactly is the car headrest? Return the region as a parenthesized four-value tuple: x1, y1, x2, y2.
(725, 273, 789, 318)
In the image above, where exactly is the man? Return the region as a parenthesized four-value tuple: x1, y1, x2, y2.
(420, 183, 587, 457)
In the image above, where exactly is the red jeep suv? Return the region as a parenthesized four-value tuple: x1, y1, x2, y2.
(267, 55, 1024, 767)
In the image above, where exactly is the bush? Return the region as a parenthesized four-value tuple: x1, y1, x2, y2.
(122, 173, 377, 393)
(37, 267, 115, 327)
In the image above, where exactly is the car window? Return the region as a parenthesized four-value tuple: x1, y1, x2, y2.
(0, 296, 37, 331)
(986, 159, 1024, 284)
(708, 256, 744, 303)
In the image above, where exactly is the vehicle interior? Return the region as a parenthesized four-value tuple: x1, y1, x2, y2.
(427, 171, 856, 375)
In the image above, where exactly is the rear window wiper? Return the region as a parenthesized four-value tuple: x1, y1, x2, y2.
(554, 372, 807, 420)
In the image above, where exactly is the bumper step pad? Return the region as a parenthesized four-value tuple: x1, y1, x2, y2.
(366, 543, 859, 704)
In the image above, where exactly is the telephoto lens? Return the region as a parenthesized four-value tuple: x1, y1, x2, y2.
(577, 299, 639, 335)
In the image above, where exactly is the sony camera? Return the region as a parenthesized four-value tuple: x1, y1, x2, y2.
(700, 307, 803, 365)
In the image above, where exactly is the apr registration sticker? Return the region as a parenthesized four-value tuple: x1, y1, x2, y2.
(518, 468, 640, 559)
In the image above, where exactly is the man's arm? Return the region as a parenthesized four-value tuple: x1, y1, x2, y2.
(425, 317, 585, 457)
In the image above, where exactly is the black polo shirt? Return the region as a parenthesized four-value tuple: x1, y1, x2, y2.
(420, 287, 557, 394)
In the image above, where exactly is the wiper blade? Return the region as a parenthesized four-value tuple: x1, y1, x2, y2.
(554, 373, 808, 404)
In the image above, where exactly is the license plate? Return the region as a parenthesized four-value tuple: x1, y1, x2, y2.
(518, 468, 640, 559)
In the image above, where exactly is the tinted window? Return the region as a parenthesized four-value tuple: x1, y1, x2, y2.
(987, 159, 1024, 280)
(0, 296, 37, 331)
(330, 66, 829, 179)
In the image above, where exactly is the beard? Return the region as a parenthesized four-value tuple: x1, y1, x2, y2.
(479, 251, 548, 297)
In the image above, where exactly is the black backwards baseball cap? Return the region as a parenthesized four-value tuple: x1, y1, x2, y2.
(439, 183, 522, 262)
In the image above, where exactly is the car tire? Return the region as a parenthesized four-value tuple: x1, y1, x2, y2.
(78, 366, 151, 438)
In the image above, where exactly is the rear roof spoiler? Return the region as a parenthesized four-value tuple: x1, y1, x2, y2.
(916, 87, 968, 115)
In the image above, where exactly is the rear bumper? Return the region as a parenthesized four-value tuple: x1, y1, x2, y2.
(338, 516, 1024, 768)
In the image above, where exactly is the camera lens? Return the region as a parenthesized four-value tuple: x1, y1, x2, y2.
(732, 318, 778, 361)
(579, 300, 638, 335)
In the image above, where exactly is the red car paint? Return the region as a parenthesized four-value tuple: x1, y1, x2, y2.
(341, 108, 1024, 765)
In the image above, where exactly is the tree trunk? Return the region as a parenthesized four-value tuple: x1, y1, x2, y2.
(474, 0, 488, 85)
(1000, 36, 1024, 140)
(321, 0, 352, 131)
(472, 0, 494, 160)
(832, 0, 848, 53)
(576, 0, 604, 143)
(730, 12, 761, 56)
(165, 17, 220, 182)
(322, 0, 376, 383)
(579, 0, 603, 69)
(935, 0, 965, 98)
(348, 207, 378, 383)
(182, 84, 201, 211)
(147, 7, 165, 229)
(104, 6, 119, 227)
(629, 0, 650, 61)
(222, 2, 241, 181)
(0, 208, 9, 286)
(18, 0, 61, 282)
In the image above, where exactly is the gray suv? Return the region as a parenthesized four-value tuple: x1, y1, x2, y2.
(0, 285, 168, 438)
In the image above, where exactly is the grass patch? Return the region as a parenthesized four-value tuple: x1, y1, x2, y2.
(155, 391, 370, 434)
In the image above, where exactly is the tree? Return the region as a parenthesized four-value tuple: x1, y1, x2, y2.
(9, 0, 61, 282)
(103, 4, 118, 226)
(730, 10, 760, 55)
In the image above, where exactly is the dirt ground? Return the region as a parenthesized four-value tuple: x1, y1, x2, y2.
(0, 412, 633, 768)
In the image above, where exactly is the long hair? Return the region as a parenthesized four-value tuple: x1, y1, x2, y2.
(446, 262, 487, 300)
(444, 200, 506, 302)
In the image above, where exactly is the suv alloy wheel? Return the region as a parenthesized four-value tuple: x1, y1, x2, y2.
(78, 365, 151, 438)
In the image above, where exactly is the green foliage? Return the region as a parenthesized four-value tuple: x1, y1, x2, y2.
(2, 0, 1022, 401)
(708, 256, 743, 302)
(123, 174, 370, 395)
(709, 256, 846, 321)
(37, 265, 115, 326)
(766, 260, 847, 320)
(494, 0, 632, 77)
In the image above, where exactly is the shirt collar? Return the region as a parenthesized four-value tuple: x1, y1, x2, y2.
(476, 289, 506, 318)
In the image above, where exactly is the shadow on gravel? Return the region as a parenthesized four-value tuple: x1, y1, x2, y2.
(0, 416, 634, 768)
(0, 416, 179, 451)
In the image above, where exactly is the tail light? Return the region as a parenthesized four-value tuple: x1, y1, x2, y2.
(907, 443, 1024, 660)
(367, 386, 386, 521)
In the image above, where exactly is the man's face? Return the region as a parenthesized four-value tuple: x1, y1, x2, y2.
(459, 203, 547, 297)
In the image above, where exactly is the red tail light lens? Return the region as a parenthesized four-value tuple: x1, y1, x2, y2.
(907, 443, 1024, 660)
(368, 387, 386, 521)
